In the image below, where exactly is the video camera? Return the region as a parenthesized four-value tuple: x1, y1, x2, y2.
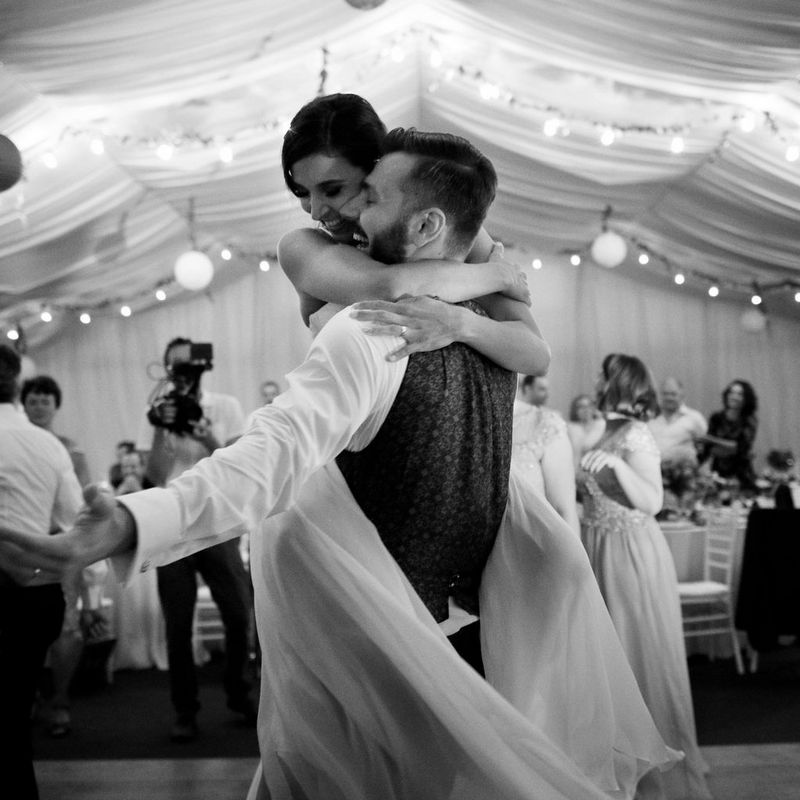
(147, 342, 214, 436)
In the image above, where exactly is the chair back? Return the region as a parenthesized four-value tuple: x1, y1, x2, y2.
(702, 509, 740, 586)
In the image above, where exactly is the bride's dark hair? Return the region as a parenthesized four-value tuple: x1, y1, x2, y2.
(596, 353, 658, 420)
(282, 93, 387, 197)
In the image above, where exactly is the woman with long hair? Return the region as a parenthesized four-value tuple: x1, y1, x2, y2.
(579, 353, 711, 800)
(698, 379, 758, 491)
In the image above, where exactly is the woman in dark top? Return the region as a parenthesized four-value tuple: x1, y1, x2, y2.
(699, 379, 758, 490)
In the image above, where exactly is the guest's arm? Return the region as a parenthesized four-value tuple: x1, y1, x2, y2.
(581, 447, 663, 516)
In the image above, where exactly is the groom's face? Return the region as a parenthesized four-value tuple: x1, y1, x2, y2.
(358, 152, 417, 264)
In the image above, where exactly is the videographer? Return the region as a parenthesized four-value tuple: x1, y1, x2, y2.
(136, 336, 255, 742)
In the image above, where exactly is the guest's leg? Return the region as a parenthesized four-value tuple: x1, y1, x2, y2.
(157, 559, 200, 720)
(197, 539, 253, 714)
(0, 584, 65, 800)
(46, 574, 85, 736)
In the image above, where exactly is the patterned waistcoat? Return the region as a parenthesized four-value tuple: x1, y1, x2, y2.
(336, 303, 515, 622)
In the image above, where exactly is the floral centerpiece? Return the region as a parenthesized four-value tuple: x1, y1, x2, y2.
(658, 456, 742, 521)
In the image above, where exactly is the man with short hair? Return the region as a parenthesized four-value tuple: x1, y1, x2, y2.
(137, 336, 256, 741)
(0, 345, 82, 799)
(259, 379, 280, 406)
(648, 377, 707, 465)
(519, 374, 551, 409)
(1, 130, 673, 799)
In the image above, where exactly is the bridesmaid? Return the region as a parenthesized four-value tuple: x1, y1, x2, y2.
(578, 353, 712, 800)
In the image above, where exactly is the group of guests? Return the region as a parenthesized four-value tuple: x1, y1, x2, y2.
(3, 92, 723, 800)
(567, 375, 760, 499)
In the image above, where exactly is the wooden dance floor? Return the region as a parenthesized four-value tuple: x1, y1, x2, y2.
(35, 744, 800, 800)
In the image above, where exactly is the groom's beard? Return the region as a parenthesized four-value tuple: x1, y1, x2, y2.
(368, 217, 411, 265)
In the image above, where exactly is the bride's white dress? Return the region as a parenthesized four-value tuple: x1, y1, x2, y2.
(246, 461, 681, 800)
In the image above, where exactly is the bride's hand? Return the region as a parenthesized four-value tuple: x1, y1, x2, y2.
(350, 295, 463, 362)
(489, 241, 531, 306)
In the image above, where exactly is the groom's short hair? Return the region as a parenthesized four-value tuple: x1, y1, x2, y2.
(383, 128, 497, 255)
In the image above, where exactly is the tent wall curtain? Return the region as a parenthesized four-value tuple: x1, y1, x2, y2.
(29, 256, 800, 486)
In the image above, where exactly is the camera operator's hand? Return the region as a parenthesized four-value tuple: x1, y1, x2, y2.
(190, 416, 221, 453)
(154, 396, 179, 428)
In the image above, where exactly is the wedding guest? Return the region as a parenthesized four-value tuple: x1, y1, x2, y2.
(21, 376, 91, 488)
(513, 396, 580, 535)
(21, 375, 108, 739)
(115, 450, 145, 496)
(518, 374, 554, 410)
(138, 336, 256, 741)
(649, 378, 707, 513)
(578, 353, 711, 800)
(698, 378, 758, 491)
(259, 379, 280, 406)
(108, 440, 137, 490)
(649, 377, 707, 465)
(0, 346, 82, 799)
(567, 393, 604, 472)
(106, 449, 167, 671)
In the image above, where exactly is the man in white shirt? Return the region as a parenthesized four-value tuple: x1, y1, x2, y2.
(0, 344, 82, 799)
(0, 132, 674, 800)
(648, 377, 707, 465)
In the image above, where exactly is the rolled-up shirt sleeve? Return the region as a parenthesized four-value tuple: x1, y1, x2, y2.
(115, 309, 405, 580)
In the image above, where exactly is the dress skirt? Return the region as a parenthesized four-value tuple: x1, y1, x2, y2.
(244, 464, 679, 800)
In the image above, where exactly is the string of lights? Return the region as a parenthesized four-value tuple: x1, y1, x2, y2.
(0, 246, 277, 341)
(4, 26, 799, 340)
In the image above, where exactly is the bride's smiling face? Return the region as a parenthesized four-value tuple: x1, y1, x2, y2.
(290, 153, 366, 244)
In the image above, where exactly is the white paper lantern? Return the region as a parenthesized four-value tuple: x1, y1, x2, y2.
(590, 230, 628, 268)
(740, 307, 767, 333)
(174, 250, 214, 290)
(344, 0, 387, 7)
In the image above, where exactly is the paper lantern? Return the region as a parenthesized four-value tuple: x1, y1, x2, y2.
(174, 250, 214, 290)
(740, 307, 767, 333)
(591, 230, 627, 268)
(344, 0, 387, 7)
(0, 134, 23, 192)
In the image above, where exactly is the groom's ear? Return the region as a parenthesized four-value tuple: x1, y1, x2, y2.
(409, 207, 446, 247)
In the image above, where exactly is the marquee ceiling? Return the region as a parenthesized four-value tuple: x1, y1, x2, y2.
(1, 0, 799, 346)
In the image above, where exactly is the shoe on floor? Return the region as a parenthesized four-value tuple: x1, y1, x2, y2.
(169, 714, 198, 742)
(48, 705, 71, 738)
(227, 696, 257, 726)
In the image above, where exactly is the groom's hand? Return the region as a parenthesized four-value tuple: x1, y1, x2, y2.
(0, 483, 136, 586)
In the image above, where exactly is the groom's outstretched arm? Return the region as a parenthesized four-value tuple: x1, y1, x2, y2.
(0, 310, 406, 585)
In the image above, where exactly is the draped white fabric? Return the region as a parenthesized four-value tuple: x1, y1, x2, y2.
(1, 0, 800, 338)
(1, 0, 798, 478)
